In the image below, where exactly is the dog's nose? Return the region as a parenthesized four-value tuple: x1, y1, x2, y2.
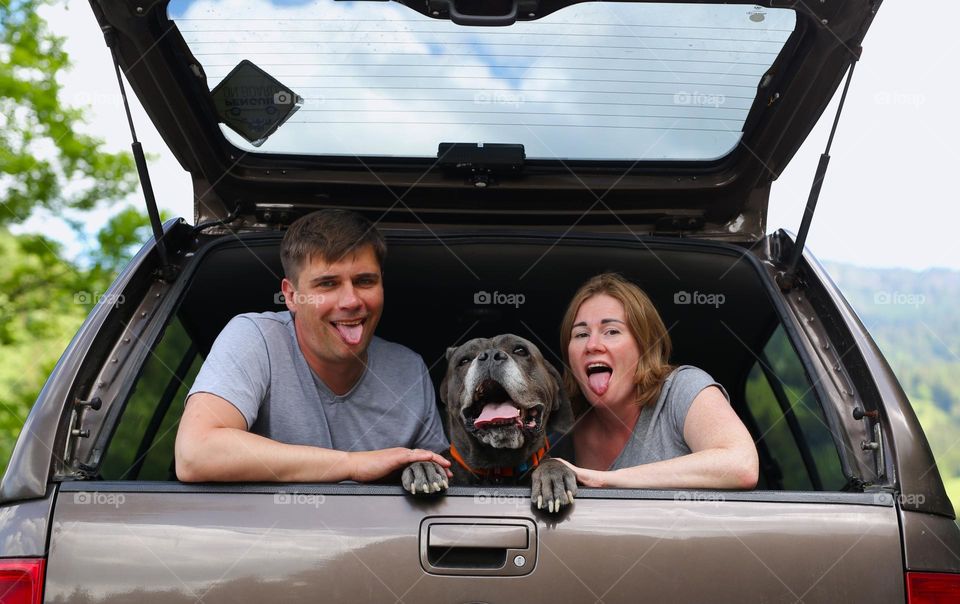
(477, 349, 509, 363)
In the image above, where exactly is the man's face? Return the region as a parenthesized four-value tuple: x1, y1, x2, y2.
(281, 244, 384, 369)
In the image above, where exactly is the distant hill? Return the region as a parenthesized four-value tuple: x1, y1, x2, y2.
(823, 262, 960, 510)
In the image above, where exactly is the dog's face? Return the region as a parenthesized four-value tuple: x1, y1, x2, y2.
(441, 334, 566, 451)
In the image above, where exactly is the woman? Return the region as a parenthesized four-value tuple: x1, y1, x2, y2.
(557, 273, 758, 489)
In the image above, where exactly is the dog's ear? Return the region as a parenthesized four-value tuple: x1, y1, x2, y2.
(438, 347, 461, 408)
(544, 362, 575, 435)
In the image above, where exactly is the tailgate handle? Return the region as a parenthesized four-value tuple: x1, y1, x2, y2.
(421, 519, 536, 576)
(429, 524, 528, 549)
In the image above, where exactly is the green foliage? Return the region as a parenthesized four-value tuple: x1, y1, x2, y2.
(1, 0, 137, 224)
(0, 209, 160, 471)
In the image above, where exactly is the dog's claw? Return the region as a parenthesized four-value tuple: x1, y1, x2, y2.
(566, 490, 574, 503)
(537, 495, 543, 509)
(432, 482, 440, 492)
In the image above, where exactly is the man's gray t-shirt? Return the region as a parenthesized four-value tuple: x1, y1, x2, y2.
(609, 365, 729, 470)
(188, 311, 448, 453)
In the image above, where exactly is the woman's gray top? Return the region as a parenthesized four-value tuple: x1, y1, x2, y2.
(609, 365, 729, 470)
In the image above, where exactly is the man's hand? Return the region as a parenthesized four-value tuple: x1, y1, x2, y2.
(348, 448, 452, 483)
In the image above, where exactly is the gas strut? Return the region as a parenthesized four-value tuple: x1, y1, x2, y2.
(101, 25, 177, 281)
(778, 52, 860, 291)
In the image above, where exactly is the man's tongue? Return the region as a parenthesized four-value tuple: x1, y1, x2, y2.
(474, 402, 520, 429)
(334, 322, 363, 346)
(588, 370, 612, 396)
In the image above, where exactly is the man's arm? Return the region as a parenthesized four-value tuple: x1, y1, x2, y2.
(175, 392, 450, 483)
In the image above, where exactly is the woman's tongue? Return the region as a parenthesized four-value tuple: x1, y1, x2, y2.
(588, 370, 612, 396)
(334, 321, 363, 345)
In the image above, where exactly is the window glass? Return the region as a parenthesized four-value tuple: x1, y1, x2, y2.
(744, 326, 846, 490)
(100, 318, 201, 480)
(168, 0, 795, 161)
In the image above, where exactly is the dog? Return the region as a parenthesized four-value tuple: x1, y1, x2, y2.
(402, 334, 578, 513)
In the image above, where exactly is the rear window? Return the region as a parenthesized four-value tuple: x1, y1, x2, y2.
(168, 0, 796, 161)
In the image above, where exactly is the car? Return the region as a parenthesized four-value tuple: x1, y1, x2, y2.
(2, 0, 959, 602)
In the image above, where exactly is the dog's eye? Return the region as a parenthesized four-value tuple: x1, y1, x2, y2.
(513, 345, 528, 356)
(457, 356, 472, 367)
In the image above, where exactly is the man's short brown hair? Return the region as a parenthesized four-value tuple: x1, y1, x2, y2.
(280, 209, 386, 283)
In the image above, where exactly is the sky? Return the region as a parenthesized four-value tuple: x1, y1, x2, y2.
(19, 0, 960, 271)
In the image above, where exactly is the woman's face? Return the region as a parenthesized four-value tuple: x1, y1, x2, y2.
(568, 293, 642, 409)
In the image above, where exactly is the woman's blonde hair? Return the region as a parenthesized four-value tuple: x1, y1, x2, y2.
(560, 273, 674, 416)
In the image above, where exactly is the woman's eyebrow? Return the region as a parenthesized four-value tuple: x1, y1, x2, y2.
(572, 318, 624, 328)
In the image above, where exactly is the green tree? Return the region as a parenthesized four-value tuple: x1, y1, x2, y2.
(1, 0, 137, 224)
(1, 0, 146, 469)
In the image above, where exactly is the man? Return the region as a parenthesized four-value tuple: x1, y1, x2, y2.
(175, 209, 450, 482)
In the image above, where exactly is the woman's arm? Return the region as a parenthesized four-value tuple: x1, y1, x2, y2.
(559, 386, 759, 489)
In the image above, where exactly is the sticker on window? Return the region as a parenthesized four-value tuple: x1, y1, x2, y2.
(210, 60, 303, 147)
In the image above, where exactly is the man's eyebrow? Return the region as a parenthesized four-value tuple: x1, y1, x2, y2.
(353, 272, 381, 279)
(309, 274, 339, 284)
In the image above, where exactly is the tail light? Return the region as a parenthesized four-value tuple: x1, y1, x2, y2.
(0, 559, 44, 604)
(907, 571, 960, 604)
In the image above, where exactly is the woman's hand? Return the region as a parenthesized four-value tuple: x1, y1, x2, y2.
(555, 458, 609, 488)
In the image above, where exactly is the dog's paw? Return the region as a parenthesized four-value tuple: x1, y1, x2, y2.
(531, 458, 578, 513)
(402, 461, 449, 495)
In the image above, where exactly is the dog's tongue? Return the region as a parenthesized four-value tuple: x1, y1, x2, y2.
(334, 322, 363, 346)
(474, 402, 520, 428)
(588, 371, 612, 396)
